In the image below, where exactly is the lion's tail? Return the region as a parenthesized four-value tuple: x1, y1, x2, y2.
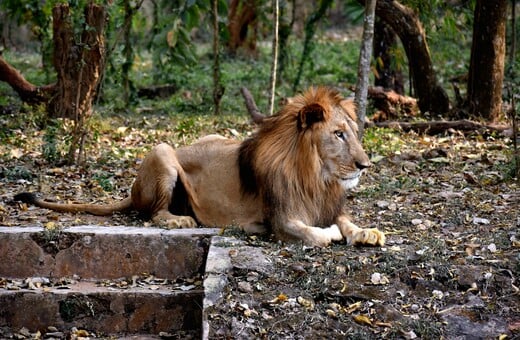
(14, 192, 133, 216)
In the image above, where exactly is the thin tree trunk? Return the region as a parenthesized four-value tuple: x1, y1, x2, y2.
(212, 0, 224, 115)
(268, 0, 279, 115)
(277, 0, 295, 80)
(122, 0, 143, 105)
(355, 0, 377, 140)
(466, 0, 507, 122)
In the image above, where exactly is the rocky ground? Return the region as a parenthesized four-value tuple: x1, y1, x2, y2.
(0, 113, 519, 339)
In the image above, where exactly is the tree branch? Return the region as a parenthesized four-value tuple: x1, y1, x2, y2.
(0, 55, 54, 103)
(240, 87, 265, 124)
(370, 119, 512, 135)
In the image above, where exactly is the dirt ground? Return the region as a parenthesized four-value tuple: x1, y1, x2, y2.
(0, 119, 519, 338)
(205, 132, 519, 339)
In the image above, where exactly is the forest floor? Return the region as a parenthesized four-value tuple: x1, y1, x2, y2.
(0, 112, 519, 339)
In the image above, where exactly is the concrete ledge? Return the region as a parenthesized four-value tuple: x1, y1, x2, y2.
(202, 236, 273, 339)
(0, 226, 219, 280)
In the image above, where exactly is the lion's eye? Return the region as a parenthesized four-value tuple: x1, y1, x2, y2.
(334, 131, 346, 140)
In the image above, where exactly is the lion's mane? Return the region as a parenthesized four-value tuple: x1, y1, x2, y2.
(239, 87, 347, 234)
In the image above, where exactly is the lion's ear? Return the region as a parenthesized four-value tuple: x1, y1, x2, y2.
(298, 103, 326, 129)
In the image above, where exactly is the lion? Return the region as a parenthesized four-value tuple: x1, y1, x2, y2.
(15, 86, 385, 247)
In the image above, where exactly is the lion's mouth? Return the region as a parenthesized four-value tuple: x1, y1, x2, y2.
(340, 171, 361, 181)
(339, 171, 361, 189)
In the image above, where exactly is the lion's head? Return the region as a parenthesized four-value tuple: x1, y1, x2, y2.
(239, 86, 371, 229)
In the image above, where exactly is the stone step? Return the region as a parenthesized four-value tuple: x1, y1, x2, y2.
(0, 226, 219, 280)
(0, 281, 203, 335)
(0, 225, 219, 338)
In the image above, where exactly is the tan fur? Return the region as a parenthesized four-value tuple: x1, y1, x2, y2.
(16, 87, 385, 247)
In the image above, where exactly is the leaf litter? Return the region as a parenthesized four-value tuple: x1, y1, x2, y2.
(0, 114, 519, 338)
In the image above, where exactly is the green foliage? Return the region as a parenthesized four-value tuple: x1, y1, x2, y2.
(43, 120, 60, 164)
(342, 0, 364, 24)
(146, 0, 226, 82)
(293, 0, 334, 91)
(92, 171, 114, 192)
(0, 166, 33, 181)
(362, 127, 403, 156)
(175, 116, 202, 139)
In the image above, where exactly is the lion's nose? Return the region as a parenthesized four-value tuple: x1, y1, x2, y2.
(355, 161, 372, 170)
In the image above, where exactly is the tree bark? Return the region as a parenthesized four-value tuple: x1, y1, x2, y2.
(122, 0, 144, 105)
(277, 0, 295, 80)
(227, 0, 258, 55)
(48, 4, 106, 120)
(268, 0, 280, 115)
(355, 0, 377, 140)
(293, 0, 333, 91)
(370, 0, 450, 115)
(466, 0, 507, 122)
(212, 0, 224, 115)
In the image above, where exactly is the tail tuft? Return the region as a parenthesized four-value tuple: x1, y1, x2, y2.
(14, 192, 39, 204)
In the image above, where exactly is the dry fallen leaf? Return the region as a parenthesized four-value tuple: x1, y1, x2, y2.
(353, 314, 373, 326)
(268, 293, 288, 304)
(345, 301, 362, 314)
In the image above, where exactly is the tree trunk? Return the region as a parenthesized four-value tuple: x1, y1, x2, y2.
(212, 0, 224, 115)
(122, 0, 143, 105)
(466, 0, 507, 122)
(373, 18, 404, 94)
(268, 0, 280, 115)
(49, 3, 107, 164)
(48, 4, 106, 120)
(355, 0, 377, 140)
(371, 0, 450, 115)
(227, 0, 258, 55)
(277, 0, 295, 80)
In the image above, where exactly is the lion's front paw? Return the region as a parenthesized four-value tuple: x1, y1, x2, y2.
(351, 228, 385, 246)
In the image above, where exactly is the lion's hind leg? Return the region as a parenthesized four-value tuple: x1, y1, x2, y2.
(131, 143, 197, 229)
(152, 210, 197, 229)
